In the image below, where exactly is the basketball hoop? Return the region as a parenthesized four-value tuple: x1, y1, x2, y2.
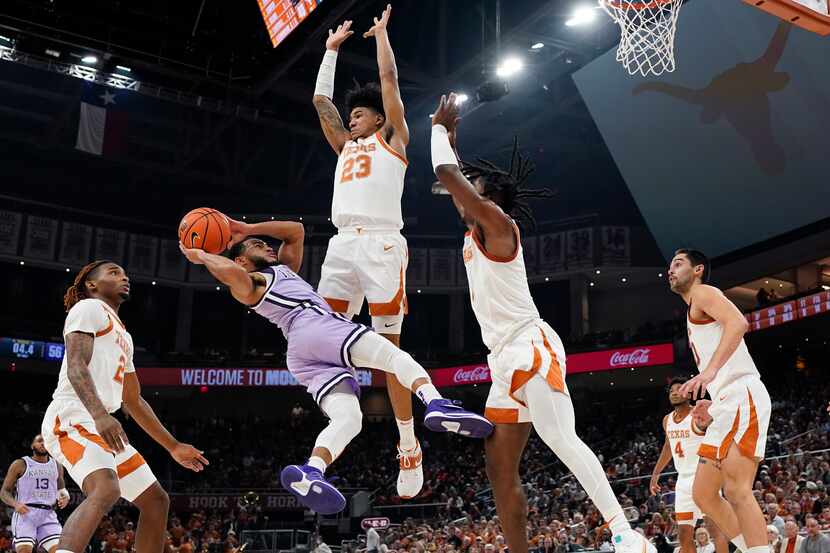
(599, 0, 684, 77)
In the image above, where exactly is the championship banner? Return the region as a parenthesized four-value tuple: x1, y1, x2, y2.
(796, 290, 830, 319)
(599, 226, 630, 266)
(0, 210, 23, 255)
(158, 239, 187, 281)
(58, 222, 93, 265)
(429, 248, 455, 286)
(127, 234, 159, 277)
(23, 216, 59, 260)
(566, 228, 594, 268)
(407, 248, 428, 287)
(94, 227, 126, 264)
(136, 367, 373, 387)
(522, 236, 538, 275)
(538, 232, 565, 272)
(746, 300, 797, 331)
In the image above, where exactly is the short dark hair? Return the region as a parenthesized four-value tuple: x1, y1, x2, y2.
(227, 239, 252, 261)
(675, 248, 711, 284)
(461, 138, 555, 233)
(345, 82, 385, 118)
(667, 377, 687, 391)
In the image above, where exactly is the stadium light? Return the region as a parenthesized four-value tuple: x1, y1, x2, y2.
(565, 6, 599, 27)
(531, 42, 545, 49)
(115, 65, 131, 73)
(495, 57, 523, 78)
(81, 55, 98, 64)
(45, 49, 61, 58)
(455, 93, 469, 105)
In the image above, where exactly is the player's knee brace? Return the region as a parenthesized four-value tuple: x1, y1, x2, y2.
(316, 392, 363, 460)
(388, 349, 429, 390)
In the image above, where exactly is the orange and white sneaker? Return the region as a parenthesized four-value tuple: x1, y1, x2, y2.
(396, 441, 424, 499)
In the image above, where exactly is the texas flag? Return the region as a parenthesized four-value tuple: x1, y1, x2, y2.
(75, 82, 129, 156)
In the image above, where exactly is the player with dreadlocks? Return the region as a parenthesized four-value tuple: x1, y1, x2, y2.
(41, 261, 207, 553)
(430, 93, 657, 553)
(311, 5, 424, 499)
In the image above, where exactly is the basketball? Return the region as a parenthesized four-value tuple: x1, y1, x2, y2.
(178, 208, 232, 255)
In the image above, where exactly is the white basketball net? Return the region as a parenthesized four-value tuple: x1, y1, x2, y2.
(599, 0, 683, 77)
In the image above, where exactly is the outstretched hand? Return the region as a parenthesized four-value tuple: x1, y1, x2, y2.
(364, 4, 392, 38)
(170, 442, 209, 473)
(432, 93, 462, 147)
(326, 20, 354, 50)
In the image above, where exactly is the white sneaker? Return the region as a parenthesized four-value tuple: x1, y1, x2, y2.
(612, 530, 656, 553)
(396, 440, 424, 499)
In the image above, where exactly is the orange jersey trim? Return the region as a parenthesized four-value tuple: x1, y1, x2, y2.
(375, 132, 408, 166)
(53, 417, 85, 465)
(323, 297, 350, 313)
(100, 303, 127, 331)
(737, 389, 760, 459)
(467, 224, 521, 264)
(538, 327, 565, 393)
(74, 423, 114, 454)
(508, 345, 542, 407)
(116, 452, 146, 478)
(687, 301, 715, 325)
(368, 268, 407, 316)
(675, 512, 695, 521)
(95, 315, 114, 337)
(484, 407, 520, 424)
(698, 444, 718, 461)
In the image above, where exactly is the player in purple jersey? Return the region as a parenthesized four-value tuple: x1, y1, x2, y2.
(1, 435, 69, 553)
(179, 218, 493, 515)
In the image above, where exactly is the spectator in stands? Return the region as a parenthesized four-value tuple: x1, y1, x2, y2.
(767, 525, 781, 553)
(769, 503, 786, 534)
(800, 517, 830, 553)
(780, 522, 803, 553)
(757, 288, 771, 307)
(695, 528, 715, 553)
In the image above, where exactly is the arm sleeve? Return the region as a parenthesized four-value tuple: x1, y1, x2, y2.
(63, 300, 110, 338)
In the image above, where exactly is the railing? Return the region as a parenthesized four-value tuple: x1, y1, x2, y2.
(239, 529, 311, 553)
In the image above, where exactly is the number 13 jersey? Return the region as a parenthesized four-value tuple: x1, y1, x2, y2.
(331, 132, 407, 230)
(52, 298, 135, 414)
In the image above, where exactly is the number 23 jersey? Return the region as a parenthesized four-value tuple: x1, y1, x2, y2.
(331, 131, 407, 230)
(52, 298, 135, 414)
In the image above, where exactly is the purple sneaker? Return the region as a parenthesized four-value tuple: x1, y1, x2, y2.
(423, 399, 494, 438)
(280, 464, 346, 515)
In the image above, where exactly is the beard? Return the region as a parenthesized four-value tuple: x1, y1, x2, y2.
(119, 291, 130, 302)
(250, 255, 277, 271)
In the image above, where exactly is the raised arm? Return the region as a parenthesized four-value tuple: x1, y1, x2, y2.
(0, 460, 26, 513)
(679, 285, 750, 400)
(122, 372, 208, 472)
(430, 94, 515, 258)
(65, 331, 129, 452)
(313, 21, 354, 154)
(227, 219, 305, 274)
(364, 5, 409, 149)
(649, 415, 673, 495)
(179, 244, 266, 306)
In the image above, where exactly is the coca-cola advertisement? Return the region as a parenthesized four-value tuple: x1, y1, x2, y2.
(567, 343, 674, 374)
(430, 365, 492, 387)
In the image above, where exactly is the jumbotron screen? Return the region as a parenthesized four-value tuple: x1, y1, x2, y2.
(257, 0, 325, 48)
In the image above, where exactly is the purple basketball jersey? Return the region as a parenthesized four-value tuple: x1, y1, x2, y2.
(250, 265, 370, 404)
(12, 457, 62, 548)
(16, 457, 58, 506)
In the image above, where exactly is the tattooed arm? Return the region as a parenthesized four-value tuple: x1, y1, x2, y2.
(65, 331, 129, 452)
(313, 96, 351, 155)
(0, 460, 26, 513)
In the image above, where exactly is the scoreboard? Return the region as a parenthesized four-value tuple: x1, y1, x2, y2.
(257, 0, 325, 48)
(0, 337, 64, 361)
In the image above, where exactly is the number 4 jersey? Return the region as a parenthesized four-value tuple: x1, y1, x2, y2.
(331, 131, 407, 230)
(52, 298, 135, 414)
(666, 410, 705, 479)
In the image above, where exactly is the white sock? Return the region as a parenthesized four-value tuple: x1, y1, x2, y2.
(396, 418, 417, 450)
(609, 515, 631, 537)
(746, 546, 767, 553)
(307, 456, 328, 473)
(415, 383, 441, 405)
(730, 536, 747, 552)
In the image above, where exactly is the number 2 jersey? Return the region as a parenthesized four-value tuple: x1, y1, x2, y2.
(51, 298, 135, 414)
(331, 131, 407, 230)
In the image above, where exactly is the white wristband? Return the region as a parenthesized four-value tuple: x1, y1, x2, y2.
(314, 50, 338, 99)
(58, 488, 69, 499)
(431, 125, 459, 173)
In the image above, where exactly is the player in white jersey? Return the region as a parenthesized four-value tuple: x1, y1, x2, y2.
(429, 93, 655, 553)
(41, 261, 208, 553)
(668, 249, 772, 553)
(311, 5, 423, 498)
(649, 379, 728, 553)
